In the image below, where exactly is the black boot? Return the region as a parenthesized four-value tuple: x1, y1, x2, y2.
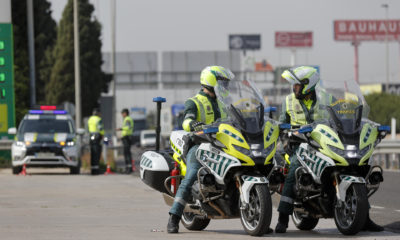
(167, 214, 180, 233)
(363, 214, 384, 232)
(125, 167, 132, 174)
(275, 213, 289, 233)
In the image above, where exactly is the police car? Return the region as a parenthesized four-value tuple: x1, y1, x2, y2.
(7, 106, 85, 174)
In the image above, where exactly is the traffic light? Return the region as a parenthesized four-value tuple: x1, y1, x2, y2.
(0, 23, 15, 138)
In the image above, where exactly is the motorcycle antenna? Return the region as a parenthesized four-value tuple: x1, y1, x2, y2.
(153, 97, 166, 151)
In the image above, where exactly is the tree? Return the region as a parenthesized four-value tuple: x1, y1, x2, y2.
(12, 0, 57, 124)
(365, 93, 400, 132)
(47, 0, 110, 120)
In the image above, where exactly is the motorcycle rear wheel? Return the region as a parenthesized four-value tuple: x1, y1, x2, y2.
(181, 212, 210, 231)
(334, 184, 368, 235)
(239, 185, 272, 236)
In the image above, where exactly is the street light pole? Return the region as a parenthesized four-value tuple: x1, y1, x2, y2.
(74, 0, 82, 129)
(382, 4, 389, 92)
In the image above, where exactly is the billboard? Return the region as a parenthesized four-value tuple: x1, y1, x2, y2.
(229, 34, 261, 50)
(275, 32, 313, 48)
(334, 20, 400, 41)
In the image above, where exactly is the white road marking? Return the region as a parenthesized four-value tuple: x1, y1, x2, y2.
(395, 210, 400, 213)
(371, 205, 385, 209)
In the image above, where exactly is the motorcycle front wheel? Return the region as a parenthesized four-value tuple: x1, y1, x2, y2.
(239, 185, 272, 236)
(181, 212, 210, 231)
(334, 184, 368, 235)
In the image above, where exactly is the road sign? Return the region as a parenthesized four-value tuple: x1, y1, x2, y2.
(0, 23, 15, 139)
(275, 32, 313, 48)
(334, 20, 400, 41)
(229, 34, 261, 50)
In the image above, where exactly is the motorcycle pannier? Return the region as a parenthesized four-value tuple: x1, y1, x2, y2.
(140, 151, 174, 193)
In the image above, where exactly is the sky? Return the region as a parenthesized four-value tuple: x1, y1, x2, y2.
(49, 0, 400, 85)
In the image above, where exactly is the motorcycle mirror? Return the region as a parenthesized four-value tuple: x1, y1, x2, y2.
(204, 127, 219, 134)
(378, 125, 390, 132)
(264, 107, 277, 113)
(279, 123, 291, 130)
(298, 126, 313, 133)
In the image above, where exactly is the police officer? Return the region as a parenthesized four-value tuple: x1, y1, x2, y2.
(88, 108, 104, 175)
(275, 66, 383, 233)
(116, 108, 134, 174)
(167, 66, 234, 234)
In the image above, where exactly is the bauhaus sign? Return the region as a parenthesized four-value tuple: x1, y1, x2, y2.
(334, 20, 400, 41)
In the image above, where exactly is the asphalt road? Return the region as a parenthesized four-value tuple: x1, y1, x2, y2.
(0, 166, 398, 240)
(369, 171, 400, 233)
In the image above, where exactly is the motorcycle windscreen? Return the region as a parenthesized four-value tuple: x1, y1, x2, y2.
(316, 79, 370, 136)
(215, 79, 267, 134)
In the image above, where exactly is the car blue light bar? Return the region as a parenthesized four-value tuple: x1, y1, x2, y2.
(29, 110, 43, 114)
(279, 123, 291, 130)
(153, 97, 166, 102)
(264, 107, 277, 113)
(29, 110, 68, 115)
(298, 126, 313, 133)
(378, 125, 390, 132)
(53, 110, 67, 114)
(204, 127, 219, 134)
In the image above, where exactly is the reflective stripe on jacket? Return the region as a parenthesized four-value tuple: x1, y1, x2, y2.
(122, 116, 134, 137)
(285, 92, 332, 125)
(88, 115, 104, 135)
(182, 93, 226, 132)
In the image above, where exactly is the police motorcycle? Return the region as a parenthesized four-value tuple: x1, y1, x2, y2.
(140, 78, 283, 236)
(275, 79, 390, 235)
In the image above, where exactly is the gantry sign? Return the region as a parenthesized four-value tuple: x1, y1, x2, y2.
(0, 23, 15, 139)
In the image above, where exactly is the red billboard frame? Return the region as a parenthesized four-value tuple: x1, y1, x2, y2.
(334, 20, 400, 41)
(275, 32, 313, 48)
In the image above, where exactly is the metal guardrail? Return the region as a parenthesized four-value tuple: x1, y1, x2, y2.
(0, 140, 13, 151)
(374, 139, 400, 154)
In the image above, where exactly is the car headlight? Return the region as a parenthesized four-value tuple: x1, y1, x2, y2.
(233, 144, 251, 156)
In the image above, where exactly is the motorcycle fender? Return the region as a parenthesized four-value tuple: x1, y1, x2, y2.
(337, 175, 366, 202)
(240, 175, 269, 204)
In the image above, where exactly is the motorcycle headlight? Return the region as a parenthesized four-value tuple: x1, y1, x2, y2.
(67, 141, 75, 147)
(233, 144, 251, 156)
(329, 145, 345, 156)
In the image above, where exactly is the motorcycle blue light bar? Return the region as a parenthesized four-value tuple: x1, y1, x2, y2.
(298, 126, 313, 133)
(153, 97, 166, 102)
(29, 110, 43, 114)
(378, 125, 390, 132)
(264, 107, 277, 113)
(279, 123, 291, 129)
(204, 127, 219, 134)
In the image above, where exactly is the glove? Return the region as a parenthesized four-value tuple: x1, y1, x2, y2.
(190, 121, 205, 131)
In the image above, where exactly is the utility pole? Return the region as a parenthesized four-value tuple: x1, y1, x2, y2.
(27, 0, 36, 107)
(111, 0, 116, 134)
(74, 0, 82, 128)
(382, 4, 390, 91)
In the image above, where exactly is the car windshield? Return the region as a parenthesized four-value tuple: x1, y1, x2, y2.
(316, 79, 369, 135)
(215, 79, 267, 134)
(19, 119, 74, 134)
(144, 133, 156, 139)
